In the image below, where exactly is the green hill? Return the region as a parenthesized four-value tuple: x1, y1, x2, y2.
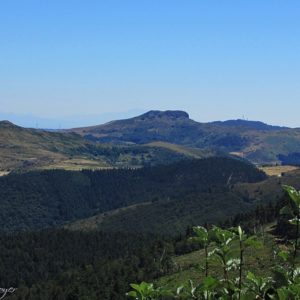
(66, 167, 300, 235)
(0, 157, 265, 232)
(0, 120, 214, 173)
(69, 110, 300, 165)
(156, 225, 278, 290)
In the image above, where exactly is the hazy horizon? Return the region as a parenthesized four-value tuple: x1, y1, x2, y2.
(0, 109, 296, 129)
(1, 1, 300, 127)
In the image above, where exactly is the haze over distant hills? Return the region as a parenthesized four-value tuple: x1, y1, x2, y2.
(0, 110, 144, 129)
(70, 110, 300, 165)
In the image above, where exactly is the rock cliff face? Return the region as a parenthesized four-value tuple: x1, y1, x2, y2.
(138, 110, 189, 120)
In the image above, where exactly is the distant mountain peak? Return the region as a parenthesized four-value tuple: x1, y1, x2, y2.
(138, 110, 189, 120)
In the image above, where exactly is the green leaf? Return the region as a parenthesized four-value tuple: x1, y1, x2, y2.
(226, 258, 240, 271)
(278, 250, 290, 262)
(190, 226, 209, 247)
(244, 236, 263, 249)
(202, 276, 219, 290)
(211, 225, 236, 245)
(283, 185, 300, 207)
(126, 291, 137, 298)
(280, 205, 294, 216)
(289, 283, 300, 295)
(130, 283, 142, 292)
(277, 288, 291, 300)
(193, 226, 208, 238)
(176, 286, 184, 295)
(246, 271, 259, 285)
(289, 217, 300, 226)
(240, 291, 257, 300)
(292, 267, 300, 280)
(238, 225, 243, 240)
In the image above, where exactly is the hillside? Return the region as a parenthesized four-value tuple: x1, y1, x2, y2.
(156, 225, 278, 290)
(0, 120, 213, 173)
(0, 157, 265, 232)
(0, 120, 93, 171)
(69, 110, 300, 165)
(66, 167, 300, 235)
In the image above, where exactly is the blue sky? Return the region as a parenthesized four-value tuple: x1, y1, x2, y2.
(0, 0, 300, 128)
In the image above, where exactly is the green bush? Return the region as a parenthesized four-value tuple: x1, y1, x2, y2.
(127, 185, 300, 299)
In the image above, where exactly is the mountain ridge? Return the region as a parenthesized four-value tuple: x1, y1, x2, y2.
(0, 119, 214, 173)
(68, 110, 300, 164)
(3, 110, 300, 168)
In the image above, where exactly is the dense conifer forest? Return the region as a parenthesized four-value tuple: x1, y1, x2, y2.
(1, 157, 299, 299)
(0, 157, 266, 231)
(0, 230, 176, 300)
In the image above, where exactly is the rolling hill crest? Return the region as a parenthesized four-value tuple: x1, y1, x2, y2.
(69, 110, 300, 165)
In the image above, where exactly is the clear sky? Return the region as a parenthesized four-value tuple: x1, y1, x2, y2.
(1, 0, 300, 128)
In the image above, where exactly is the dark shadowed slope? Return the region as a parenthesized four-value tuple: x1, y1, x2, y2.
(0, 157, 265, 232)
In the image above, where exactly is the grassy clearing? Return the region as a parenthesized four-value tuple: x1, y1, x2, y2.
(230, 151, 244, 158)
(41, 158, 110, 171)
(260, 165, 299, 177)
(0, 171, 9, 176)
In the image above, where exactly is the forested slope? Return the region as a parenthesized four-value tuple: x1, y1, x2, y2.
(0, 157, 265, 231)
(0, 229, 173, 300)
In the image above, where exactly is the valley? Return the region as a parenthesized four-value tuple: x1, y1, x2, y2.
(1, 111, 300, 299)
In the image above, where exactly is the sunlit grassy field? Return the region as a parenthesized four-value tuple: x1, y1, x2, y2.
(260, 165, 299, 176)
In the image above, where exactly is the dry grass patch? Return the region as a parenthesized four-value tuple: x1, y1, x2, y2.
(0, 171, 9, 176)
(260, 165, 299, 176)
(41, 158, 111, 171)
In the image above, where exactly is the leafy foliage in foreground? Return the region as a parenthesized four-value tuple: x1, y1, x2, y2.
(128, 185, 300, 299)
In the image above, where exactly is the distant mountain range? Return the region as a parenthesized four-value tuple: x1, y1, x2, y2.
(69, 110, 300, 165)
(0, 119, 213, 173)
(2, 109, 300, 173)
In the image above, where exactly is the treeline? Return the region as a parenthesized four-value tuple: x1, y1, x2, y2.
(0, 157, 266, 231)
(278, 152, 300, 166)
